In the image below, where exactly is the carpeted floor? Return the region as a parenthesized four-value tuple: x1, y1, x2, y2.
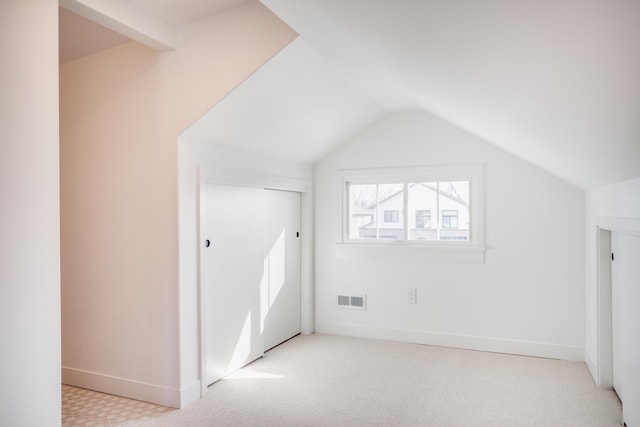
(64, 334, 623, 426)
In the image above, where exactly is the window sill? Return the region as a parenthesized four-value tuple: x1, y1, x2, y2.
(335, 242, 485, 264)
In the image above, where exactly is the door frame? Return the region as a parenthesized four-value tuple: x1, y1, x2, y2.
(197, 165, 314, 397)
(595, 216, 640, 389)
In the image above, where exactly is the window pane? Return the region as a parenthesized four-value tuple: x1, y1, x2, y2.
(439, 181, 469, 241)
(408, 181, 470, 241)
(408, 182, 437, 240)
(415, 210, 431, 228)
(384, 210, 399, 222)
(348, 183, 377, 239)
(376, 184, 403, 239)
(348, 182, 403, 240)
(442, 210, 458, 229)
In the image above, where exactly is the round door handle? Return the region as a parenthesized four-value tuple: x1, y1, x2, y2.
(205, 240, 211, 248)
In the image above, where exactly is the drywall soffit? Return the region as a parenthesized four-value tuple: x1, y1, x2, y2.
(59, 0, 177, 51)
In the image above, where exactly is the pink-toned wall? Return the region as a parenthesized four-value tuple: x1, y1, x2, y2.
(60, 1, 296, 408)
(0, 1, 61, 425)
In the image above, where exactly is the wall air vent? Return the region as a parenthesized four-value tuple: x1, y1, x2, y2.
(336, 293, 366, 310)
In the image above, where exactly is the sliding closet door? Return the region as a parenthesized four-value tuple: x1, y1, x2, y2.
(262, 190, 301, 351)
(204, 184, 264, 385)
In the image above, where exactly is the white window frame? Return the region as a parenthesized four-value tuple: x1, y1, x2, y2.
(340, 164, 484, 251)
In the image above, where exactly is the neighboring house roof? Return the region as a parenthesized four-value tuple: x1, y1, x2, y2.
(372, 183, 468, 209)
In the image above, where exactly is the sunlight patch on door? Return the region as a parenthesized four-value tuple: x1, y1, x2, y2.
(269, 230, 286, 306)
(260, 228, 286, 333)
(229, 312, 252, 373)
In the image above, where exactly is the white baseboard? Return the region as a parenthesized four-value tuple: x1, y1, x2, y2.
(62, 367, 200, 408)
(316, 321, 585, 361)
(179, 380, 202, 409)
(584, 350, 599, 386)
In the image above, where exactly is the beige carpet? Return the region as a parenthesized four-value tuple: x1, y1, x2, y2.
(138, 334, 621, 427)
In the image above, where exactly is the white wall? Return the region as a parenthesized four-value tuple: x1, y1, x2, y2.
(585, 177, 640, 377)
(315, 111, 585, 360)
(60, 2, 296, 408)
(0, 1, 60, 425)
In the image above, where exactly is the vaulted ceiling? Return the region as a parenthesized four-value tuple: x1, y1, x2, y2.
(59, 0, 640, 189)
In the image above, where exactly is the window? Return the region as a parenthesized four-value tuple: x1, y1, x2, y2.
(442, 210, 458, 229)
(384, 210, 400, 222)
(415, 210, 431, 229)
(346, 180, 469, 241)
(343, 164, 483, 246)
(347, 182, 403, 240)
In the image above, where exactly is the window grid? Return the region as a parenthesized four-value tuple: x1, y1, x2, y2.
(346, 178, 471, 243)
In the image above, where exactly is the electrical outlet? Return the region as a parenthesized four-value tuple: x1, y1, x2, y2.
(407, 288, 417, 304)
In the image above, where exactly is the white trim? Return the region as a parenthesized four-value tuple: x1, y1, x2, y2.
(179, 381, 203, 409)
(338, 163, 484, 182)
(201, 165, 310, 193)
(596, 216, 640, 236)
(300, 191, 315, 334)
(595, 227, 613, 389)
(62, 366, 190, 408)
(585, 349, 598, 385)
(197, 166, 208, 399)
(316, 322, 584, 361)
(335, 243, 485, 264)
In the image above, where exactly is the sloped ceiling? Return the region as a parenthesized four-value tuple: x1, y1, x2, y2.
(261, 0, 640, 189)
(60, 0, 640, 189)
(59, 0, 248, 54)
(59, 8, 131, 63)
(183, 38, 385, 163)
(127, 0, 249, 26)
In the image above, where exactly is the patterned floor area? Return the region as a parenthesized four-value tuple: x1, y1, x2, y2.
(62, 385, 174, 426)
